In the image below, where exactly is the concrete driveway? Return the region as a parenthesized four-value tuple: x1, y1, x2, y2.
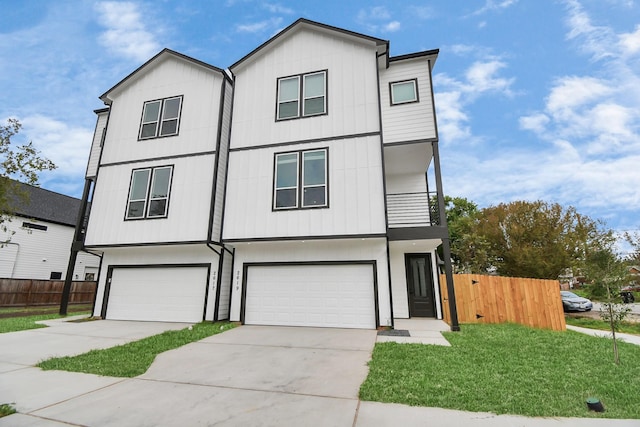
(0, 320, 377, 426)
(1, 319, 638, 426)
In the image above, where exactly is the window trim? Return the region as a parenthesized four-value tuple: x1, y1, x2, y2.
(272, 148, 329, 211)
(124, 165, 174, 220)
(138, 96, 183, 140)
(22, 222, 48, 231)
(276, 70, 327, 121)
(389, 79, 419, 106)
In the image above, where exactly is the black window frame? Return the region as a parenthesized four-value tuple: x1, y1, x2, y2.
(389, 79, 419, 106)
(272, 148, 329, 211)
(276, 70, 328, 121)
(124, 165, 174, 220)
(138, 95, 183, 140)
(22, 222, 48, 231)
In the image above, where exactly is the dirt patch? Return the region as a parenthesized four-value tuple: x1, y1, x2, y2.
(566, 310, 640, 323)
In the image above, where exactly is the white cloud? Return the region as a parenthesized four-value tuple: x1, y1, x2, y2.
(236, 17, 283, 33)
(356, 7, 400, 34)
(619, 25, 640, 55)
(434, 58, 515, 144)
(95, 1, 160, 62)
(519, 113, 549, 134)
(471, 0, 519, 16)
(262, 3, 294, 14)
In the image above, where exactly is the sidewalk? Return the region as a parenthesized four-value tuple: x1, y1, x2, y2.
(566, 325, 640, 346)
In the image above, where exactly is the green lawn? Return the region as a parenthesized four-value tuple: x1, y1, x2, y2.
(38, 322, 235, 377)
(565, 316, 640, 335)
(0, 313, 89, 334)
(360, 323, 640, 419)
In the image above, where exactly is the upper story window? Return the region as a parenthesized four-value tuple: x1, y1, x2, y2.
(274, 148, 328, 210)
(277, 71, 327, 120)
(139, 96, 183, 140)
(126, 165, 173, 220)
(390, 79, 419, 105)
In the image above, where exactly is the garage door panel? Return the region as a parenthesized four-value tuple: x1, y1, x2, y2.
(245, 264, 376, 329)
(107, 267, 207, 323)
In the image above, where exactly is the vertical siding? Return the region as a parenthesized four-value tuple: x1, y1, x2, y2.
(85, 155, 215, 246)
(217, 249, 233, 320)
(379, 57, 437, 144)
(86, 111, 108, 179)
(231, 28, 380, 149)
(211, 81, 233, 242)
(223, 135, 385, 240)
(100, 56, 224, 165)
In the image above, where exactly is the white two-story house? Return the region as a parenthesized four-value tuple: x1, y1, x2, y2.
(81, 19, 459, 330)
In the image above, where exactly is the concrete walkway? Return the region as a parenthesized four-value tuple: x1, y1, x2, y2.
(377, 318, 451, 345)
(1, 318, 638, 426)
(566, 324, 640, 345)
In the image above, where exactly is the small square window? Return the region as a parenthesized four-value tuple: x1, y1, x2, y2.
(390, 80, 419, 105)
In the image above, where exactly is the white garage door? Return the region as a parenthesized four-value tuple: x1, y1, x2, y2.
(244, 264, 376, 329)
(106, 266, 208, 323)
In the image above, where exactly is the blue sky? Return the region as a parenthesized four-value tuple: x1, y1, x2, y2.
(1, 0, 639, 250)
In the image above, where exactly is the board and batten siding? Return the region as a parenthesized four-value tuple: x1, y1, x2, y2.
(100, 56, 225, 165)
(92, 245, 219, 320)
(223, 135, 385, 240)
(0, 218, 100, 280)
(210, 81, 233, 242)
(217, 249, 233, 320)
(379, 57, 437, 144)
(231, 28, 381, 149)
(85, 154, 215, 246)
(228, 238, 392, 327)
(86, 110, 108, 179)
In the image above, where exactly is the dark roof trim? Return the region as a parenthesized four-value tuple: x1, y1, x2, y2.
(93, 107, 109, 114)
(230, 18, 389, 72)
(389, 49, 439, 63)
(100, 48, 228, 103)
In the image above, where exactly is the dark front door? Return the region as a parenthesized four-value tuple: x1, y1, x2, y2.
(406, 254, 436, 317)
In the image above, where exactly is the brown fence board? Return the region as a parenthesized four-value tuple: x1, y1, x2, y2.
(439, 274, 566, 331)
(0, 279, 97, 307)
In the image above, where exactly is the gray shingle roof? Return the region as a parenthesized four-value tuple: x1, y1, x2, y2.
(9, 181, 81, 227)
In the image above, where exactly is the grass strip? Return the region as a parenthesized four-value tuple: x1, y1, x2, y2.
(37, 322, 235, 377)
(0, 404, 16, 418)
(565, 316, 640, 335)
(0, 313, 88, 334)
(360, 323, 640, 419)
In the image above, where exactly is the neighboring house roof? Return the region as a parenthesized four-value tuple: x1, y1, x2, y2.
(8, 181, 81, 227)
(229, 18, 389, 73)
(630, 266, 640, 275)
(100, 48, 228, 104)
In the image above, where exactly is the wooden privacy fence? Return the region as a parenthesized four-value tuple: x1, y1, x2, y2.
(439, 274, 566, 331)
(0, 279, 97, 307)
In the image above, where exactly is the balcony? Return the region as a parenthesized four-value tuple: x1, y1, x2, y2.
(386, 191, 445, 241)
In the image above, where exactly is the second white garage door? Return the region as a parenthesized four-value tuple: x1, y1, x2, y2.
(106, 266, 208, 323)
(244, 264, 376, 329)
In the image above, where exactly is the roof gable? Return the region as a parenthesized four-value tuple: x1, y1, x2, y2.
(230, 18, 389, 73)
(100, 49, 227, 103)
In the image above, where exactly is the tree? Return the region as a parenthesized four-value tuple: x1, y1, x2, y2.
(478, 201, 612, 279)
(443, 196, 492, 273)
(583, 245, 631, 365)
(0, 119, 56, 231)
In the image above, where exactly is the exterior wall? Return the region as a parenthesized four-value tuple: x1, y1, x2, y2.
(217, 249, 233, 320)
(231, 29, 380, 149)
(92, 245, 219, 320)
(100, 56, 225, 164)
(211, 81, 233, 242)
(223, 135, 385, 240)
(85, 154, 215, 246)
(385, 173, 427, 194)
(389, 241, 442, 319)
(228, 238, 392, 326)
(0, 217, 100, 280)
(379, 57, 437, 144)
(86, 110, 108, 179)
